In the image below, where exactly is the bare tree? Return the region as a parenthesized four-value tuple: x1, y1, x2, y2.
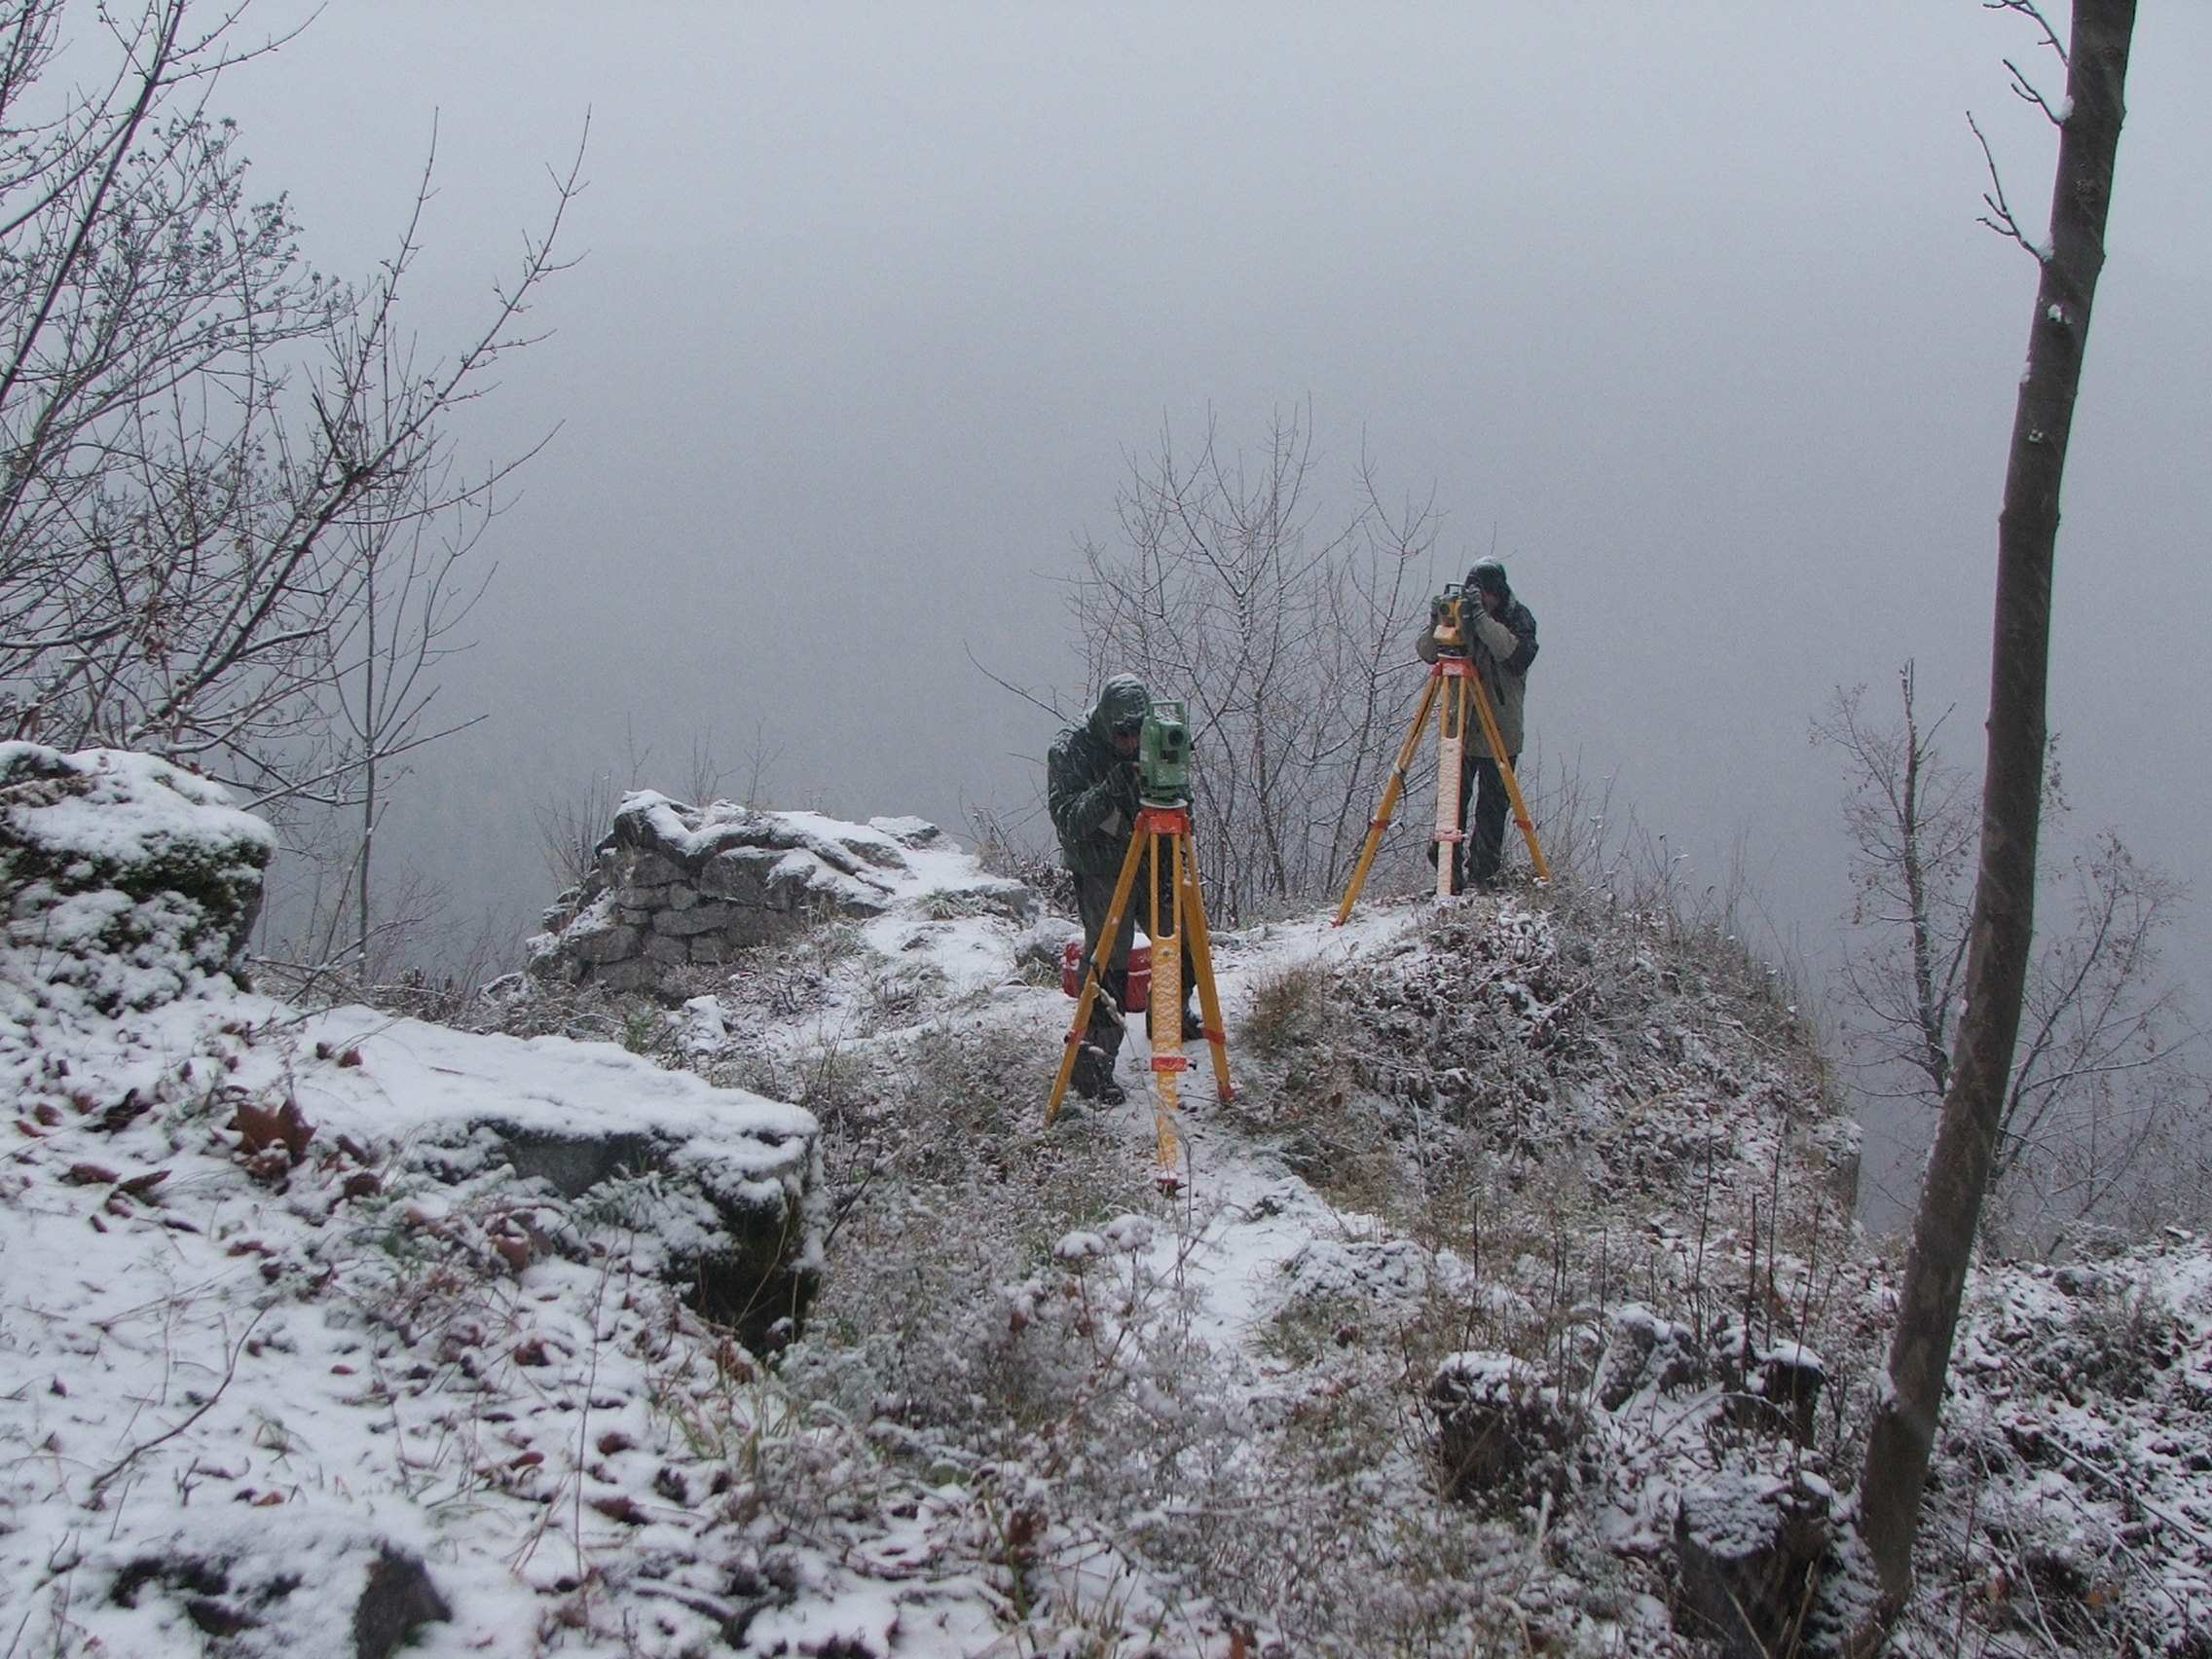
(531, 719, 667, 912)
(0, 0, 580, 825)
(1857, 0, 2139, 1620)
(535, 771, 627, 903)
(1815, 664, 2197, 1241)
(315, 484, 498, 976)
(1067, 404, 1438, 924)
(1996, 830, 2198, 1225)
(1815, 666, 1979, 1101)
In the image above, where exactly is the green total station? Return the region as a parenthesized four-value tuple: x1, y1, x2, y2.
(1139, 701, 1192, 805)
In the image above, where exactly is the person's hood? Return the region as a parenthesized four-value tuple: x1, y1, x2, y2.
(1467, 558, 1512, 603)
(1088, 674, 1151, 745)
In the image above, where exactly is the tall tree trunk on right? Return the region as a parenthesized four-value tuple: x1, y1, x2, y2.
(1857, 0, 2137, 1618)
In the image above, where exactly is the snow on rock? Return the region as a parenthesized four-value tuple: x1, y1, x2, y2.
(531, 794, 1037, 996)
(1595, 1303, 1707, 1411)
(0, 979, 831, 1652)
(309, 1004, 822, 1345)
(1429, 1349, 1589, 1510)
(1, 742, 273, 1013)
(0, 756, 856, 1655)
(1750, 1340, 1827, 1448)
(1279, 1233, 1437, 1304)
(1674, 1467, 1852, 1658)
(678, 991, 727, 1052)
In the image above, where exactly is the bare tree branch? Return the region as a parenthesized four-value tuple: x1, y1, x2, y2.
(2004, 56, 2069, 124)
(1983, 0, 2068, 65)
(1968, 110, 2047, 259)
(0, 0, 583, 983)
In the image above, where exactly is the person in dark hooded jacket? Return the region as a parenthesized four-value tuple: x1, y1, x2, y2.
(1415, 558, 1539, 889)
(1047, 674, 1198, 1103)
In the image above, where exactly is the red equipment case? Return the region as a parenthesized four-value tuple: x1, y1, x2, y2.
(1060, 937, 1151, 1014)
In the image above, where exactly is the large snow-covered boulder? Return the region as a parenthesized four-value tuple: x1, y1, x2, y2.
(0, 987, 824, 1654)
(0, 755, 837, 1653)
(529, 793, 1036, 994)
(331, 1005, 825, 1352)
(0, 743, 273, 1013)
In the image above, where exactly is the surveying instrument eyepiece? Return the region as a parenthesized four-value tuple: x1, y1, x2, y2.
(1429, 583, 1469, 656)
(1138, 700, 1192, 806)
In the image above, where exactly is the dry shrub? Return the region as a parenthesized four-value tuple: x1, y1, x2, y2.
(1240, 958, 1330, 1057)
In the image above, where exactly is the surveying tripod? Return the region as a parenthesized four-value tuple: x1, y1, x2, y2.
(1045, 707, 1234, 1190)
(1335, 587, 1549, 923)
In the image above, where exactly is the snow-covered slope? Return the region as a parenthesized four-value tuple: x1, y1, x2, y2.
(2, 758, 821, 1654)
(5, 773, 2207, 1656)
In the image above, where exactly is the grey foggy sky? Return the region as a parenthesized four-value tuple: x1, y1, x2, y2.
(223, 1, 2208, 1129)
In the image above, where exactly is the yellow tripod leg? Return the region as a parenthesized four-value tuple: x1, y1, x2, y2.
(1333, 670, 1443, 925)
(1464, 670, 1551, 884)
(1045, 826, 1148, 1126)
(1436, 671, 1467, 901)
(1150, 830, 1183, 1187)
(1178, 830, 1235, 1104)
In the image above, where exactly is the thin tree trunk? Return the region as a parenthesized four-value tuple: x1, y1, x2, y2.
(1859, 0, 2135, 1619)
(357, 574, 378, 974)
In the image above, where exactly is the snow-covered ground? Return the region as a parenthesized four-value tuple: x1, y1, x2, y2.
(5, 772, 2208, 1655)
(0, 990, 824, 1654)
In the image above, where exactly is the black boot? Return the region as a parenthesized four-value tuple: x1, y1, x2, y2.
(1072, 1043, 1125, 1106)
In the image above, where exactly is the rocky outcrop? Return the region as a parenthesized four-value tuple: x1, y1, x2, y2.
(1429, 1350, 1589, 1511)
(0, 756, 842, 1655)
(411, 1108, 821, 1355)
(276, 996, 826, 1356)
(0, 743, 274, 1012)
(1675, 1469, 1862, 1659)
(529, 793, 1035, 995)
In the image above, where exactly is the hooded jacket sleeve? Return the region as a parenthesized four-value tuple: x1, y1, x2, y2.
(1048, 735, 1134, 846)
(1473, 606, 1538, 677)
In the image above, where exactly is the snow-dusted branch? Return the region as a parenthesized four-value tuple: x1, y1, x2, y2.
(88, 1308, 268, 1496)
(2004, 55, 2071, 124)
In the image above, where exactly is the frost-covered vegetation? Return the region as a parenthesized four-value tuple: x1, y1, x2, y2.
(4, 765, 2209, 1655)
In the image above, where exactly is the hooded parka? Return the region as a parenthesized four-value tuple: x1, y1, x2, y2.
(1047, 674, 1150, 874)
(1046, 675, 1199, 1097)
(1415, 564, 1538, 759)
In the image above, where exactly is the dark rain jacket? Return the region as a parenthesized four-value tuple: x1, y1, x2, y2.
(1048, 675, 1149, 876)
(1416, 588, 1538, 758)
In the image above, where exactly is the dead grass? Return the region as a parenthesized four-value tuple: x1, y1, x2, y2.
(1239, 957, 1331, 1057)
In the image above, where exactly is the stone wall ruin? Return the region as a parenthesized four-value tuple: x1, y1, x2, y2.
(528, 793, 1032, 995)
